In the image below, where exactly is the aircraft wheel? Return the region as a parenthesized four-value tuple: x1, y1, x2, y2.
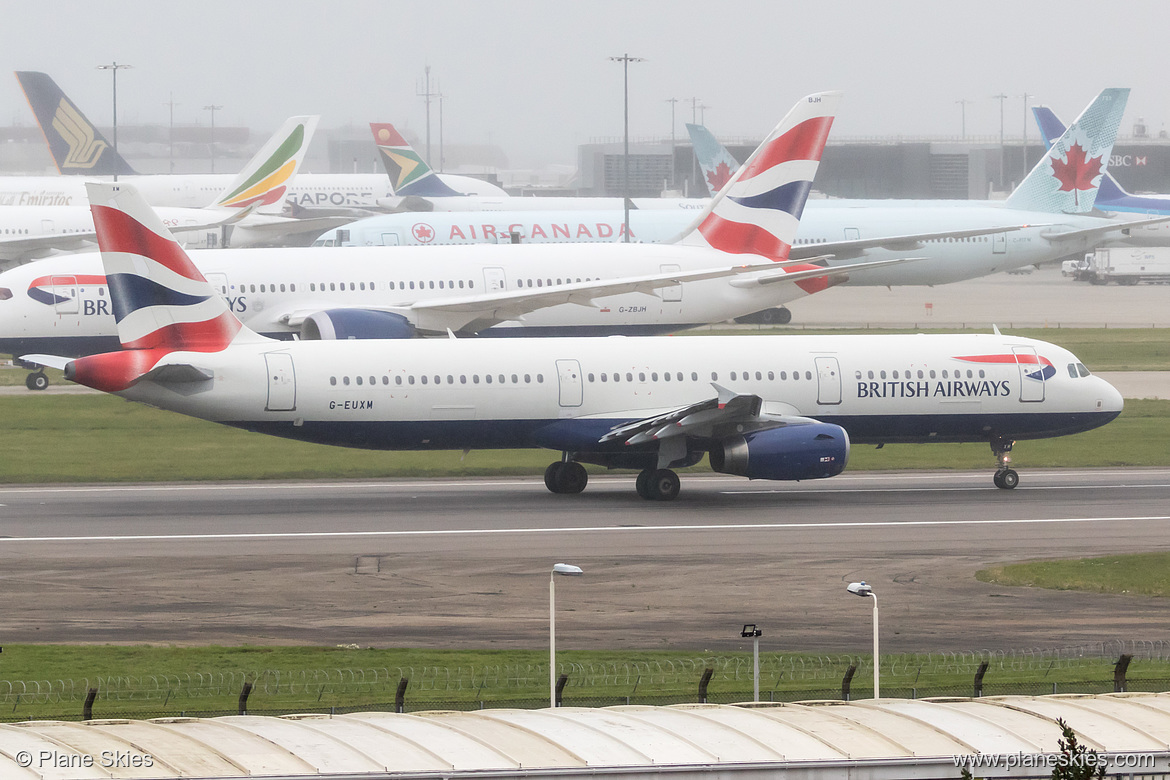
(544, 462, 564, 493)
(27, 372, 49, 391)
(993, 471, 1004, 489)
(997, 469, 1019, 490)
(555, 462, 588, 494)
(646, 469, 681, 501)
(635, 469, 653, 499)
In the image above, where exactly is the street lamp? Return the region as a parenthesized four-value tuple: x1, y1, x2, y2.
(955, 99, 971, 140)
(741, 624, 763, 702)
(992, 93, 1008, 190)
(1020, 93, 1035, 181)
(203, 105, 223, 173)
(609, 54, 644, 243)
(847, 581, 879, 698)
(550, 563, 583, 708)
(95, 62, 132, 179)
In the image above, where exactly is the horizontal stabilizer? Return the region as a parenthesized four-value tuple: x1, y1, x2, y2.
(17, 353, 72, 371)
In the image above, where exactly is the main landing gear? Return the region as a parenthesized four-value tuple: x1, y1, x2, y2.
(25, 370, 48, 391)
(991, 437, 1019, 490)
(544, 461, 588, 494)
(542, 460, 684, 501)
(635, 468, 680, 501)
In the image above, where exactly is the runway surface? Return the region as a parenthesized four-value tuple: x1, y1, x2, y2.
(2, 469, 1168, 652)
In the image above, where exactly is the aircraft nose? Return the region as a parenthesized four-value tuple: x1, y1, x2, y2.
(1094, 376, 1125, 415)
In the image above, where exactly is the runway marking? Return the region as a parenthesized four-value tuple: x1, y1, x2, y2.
(1, 515, 1168, 544)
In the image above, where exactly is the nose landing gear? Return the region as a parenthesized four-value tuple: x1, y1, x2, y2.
(991, 438, 1018, 489)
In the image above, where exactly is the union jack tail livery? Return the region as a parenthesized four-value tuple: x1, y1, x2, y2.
(64, 182, 263, 392)
(371, 123, 462, 197)
(1005, 88, 1128, 214)
(678, 91, 841, 261)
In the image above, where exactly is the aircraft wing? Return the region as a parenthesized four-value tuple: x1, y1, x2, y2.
(597, 384, 816, 446)
(1040, 214, 1170, 244)
(789, 224, 1037, 261)
(728, 255, 922, 287)
(0, 233, 96, 266)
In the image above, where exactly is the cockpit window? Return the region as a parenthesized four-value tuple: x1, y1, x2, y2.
(1077, 363, 1091, 377)
(1068, 363, 1078, 379)
(0, 287, 11, 300)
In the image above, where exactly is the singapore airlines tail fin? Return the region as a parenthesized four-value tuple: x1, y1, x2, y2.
(209, 115, 320, 214)
(16, 70, 137, 176)
(1004, 88, 1128, 214)
(370, 123, 463, 197)
(52, 183, 266, 392)
(687, 123, 742, 196)
(676, 91, 841, 261)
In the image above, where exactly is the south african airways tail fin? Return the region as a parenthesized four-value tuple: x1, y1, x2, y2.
(370, 123, 462, 197)
(1004, 88, 1128, 214)
(16, 71, 137, 176)
(675, 91, 840, 261)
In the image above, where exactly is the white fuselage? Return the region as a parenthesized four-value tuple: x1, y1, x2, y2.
(110, 333, 1122, 454)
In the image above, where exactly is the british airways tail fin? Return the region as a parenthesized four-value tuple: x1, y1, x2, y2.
(16, 71, 137, 176)
(210, 115, 319, 214)
(1004, 88, 1128, 213)
(1033, 105, 1131, 204)
(370, 123, 462, 197)
(675, 91, 841, 261)
(686, 123, 742, 196)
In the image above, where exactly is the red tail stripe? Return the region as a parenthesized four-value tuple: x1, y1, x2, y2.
(91, 204, 208, 283)
(69, 349, 169, 393)
(739, 116, 835, 181)
(120, 311, 241, 352)
(372, 123, 409, 147)
(698, 213, 791, 261)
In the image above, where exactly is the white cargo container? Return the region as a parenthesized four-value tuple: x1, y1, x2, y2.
(1085, 246, 1170, 284)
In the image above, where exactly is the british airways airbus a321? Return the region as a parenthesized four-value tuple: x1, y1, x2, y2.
(21, 175, 1123, 500)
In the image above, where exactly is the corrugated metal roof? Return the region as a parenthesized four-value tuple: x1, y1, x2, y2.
(3, 693, 1170, 779)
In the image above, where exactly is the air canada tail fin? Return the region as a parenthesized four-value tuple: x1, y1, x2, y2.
(16, 71, 137, 176)
(210, 115, 319, 214)
(675, 91, 841, 261)
(1004, 88, 1128, 213)
(370, 123, 462, 197)
(1033, 105, 1130, 203)
(686, 123, 742, 196)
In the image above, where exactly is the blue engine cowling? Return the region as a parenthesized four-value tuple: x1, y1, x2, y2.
(708, 423, 849, 481)
(300, 309, 416, 340)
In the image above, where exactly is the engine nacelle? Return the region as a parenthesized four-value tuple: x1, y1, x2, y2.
(709, 423, 849, 481)
(300, 309, 416, 340)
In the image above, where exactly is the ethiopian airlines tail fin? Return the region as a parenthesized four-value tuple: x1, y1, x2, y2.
(209, 115, 319, 214)
(675, 91, 840, 261)
(686, 123, 742, 196)
(1004, 88, 1128, 214)
(16, 71, 137, 176)
(370, 123, 462, 197)
(1033, 105, 1132, 206)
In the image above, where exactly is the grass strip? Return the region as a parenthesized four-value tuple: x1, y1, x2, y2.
(977, 552, 1170, 597)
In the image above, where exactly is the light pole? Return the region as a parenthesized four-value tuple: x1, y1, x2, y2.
(550, 563, 583, 708)
(95, 62, 132, 179)
(992, 93, 1008, 190)
(741, 624, 762, 702)
(1020, 93, 1035, 180)
(847, 581, 879, 698)
(164, 94, 179, 173)
(203, 104, 222, 173)
(609, 54, 644, 243)
(955, 99, 971, 140)
(666, 97, 679, 190)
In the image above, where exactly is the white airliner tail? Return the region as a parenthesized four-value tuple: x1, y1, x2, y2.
(209, 116, 319, 214)
(676, 92, 841, 261)
(687, 122, 742, 196)
(1004, 88, 1128, 214)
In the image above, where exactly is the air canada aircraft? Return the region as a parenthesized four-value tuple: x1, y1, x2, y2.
(9, 71, 396, 210)
(21, 181, 1123, 499)
(5, 92, 898, 388)
(0, 116, 355, 265)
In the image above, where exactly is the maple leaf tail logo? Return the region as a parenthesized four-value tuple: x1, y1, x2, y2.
(706, 161, 733, 192)
(1050, 142, 1104, 210)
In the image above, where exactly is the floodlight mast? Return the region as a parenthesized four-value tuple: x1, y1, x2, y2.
(550, 563, 584, 708)
(741, 624, 763, 702)
(847, 582, 879, 698)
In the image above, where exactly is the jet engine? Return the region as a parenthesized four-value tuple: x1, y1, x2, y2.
(300, 309, 416, 340)
(708, 423, 849, 481)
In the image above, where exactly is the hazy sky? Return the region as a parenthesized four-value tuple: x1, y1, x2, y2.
(3, 0, 1168, 169)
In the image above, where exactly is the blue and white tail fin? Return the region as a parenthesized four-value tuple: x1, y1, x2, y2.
(16, 71, 137, 176)
(370, 123, 462, 197)
(687, 123, 742, 196)
(1005, 88, 1128, 213)
(675, 92, 841, 261)
(210, 116, 319, 214)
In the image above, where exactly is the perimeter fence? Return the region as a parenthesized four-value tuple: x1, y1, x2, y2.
(3, 640, 1169, 723)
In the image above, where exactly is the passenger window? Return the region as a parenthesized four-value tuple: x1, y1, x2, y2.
(356, 376, 363, 386)
(330, 377, 337, 386)
(343, 376, 350, 386)
(421, 376, 428, 385)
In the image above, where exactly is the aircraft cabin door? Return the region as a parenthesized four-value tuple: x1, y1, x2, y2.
(380, 232, 401, 246)
(1013, 346, 1045, 403)
(204, 273, 230, 298)
(265, 352, 297, 412)
(555, 359, 583, 407)
(993, 233, 1007, 254)
(814, 356, 842, 405)
(51, 275, 79, 315)
(483, 267, 507, 293)
(659, 264, 682, 302)
(844, 228, 860, 241)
